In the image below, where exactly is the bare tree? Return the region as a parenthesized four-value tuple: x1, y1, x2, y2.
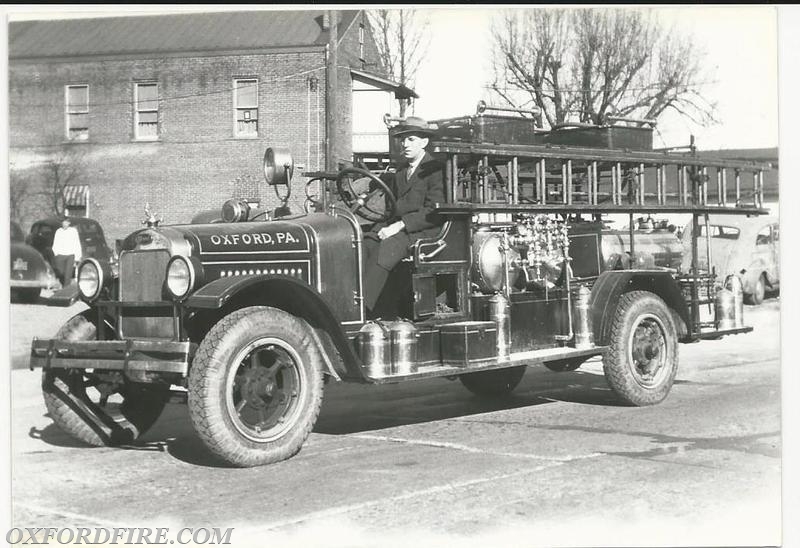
(368, 9, 431, 117)
(9, 169, 32, 223)
(39, 144, 88, 217)
(490, 8, 717, 128)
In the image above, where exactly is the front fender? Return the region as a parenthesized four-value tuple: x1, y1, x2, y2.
(184, 275, 363, 381)
(588, 270, 691, 344)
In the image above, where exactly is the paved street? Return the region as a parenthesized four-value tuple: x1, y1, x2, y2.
(8, 298, 782, 547)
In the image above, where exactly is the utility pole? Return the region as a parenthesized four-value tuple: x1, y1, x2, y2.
(325, 10, 338, 172)
(398, 11, 407, 118)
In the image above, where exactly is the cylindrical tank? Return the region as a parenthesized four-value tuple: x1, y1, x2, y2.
(472, 231, 520, 293)
(714, 286, 736, 330)
(601, 230, 683, 270)
(489, 293, 511, 358)
(573, 285, 594, 349)
(389, 320, 418, 375)
(725, 274, 745, 328)
(358, 322, 391, 378)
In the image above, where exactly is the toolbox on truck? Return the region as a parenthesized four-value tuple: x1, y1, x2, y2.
(439, 321, 497, 367)
(432, 115, 546, 146)
(545, 125, 653, 151)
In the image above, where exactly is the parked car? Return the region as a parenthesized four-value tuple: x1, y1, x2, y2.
(681, 214, 779, 304)
(10, 221, 59, 303)
(26, 216, 113, 267)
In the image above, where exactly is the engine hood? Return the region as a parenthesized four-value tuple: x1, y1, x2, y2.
(117, 212, 357, 294)
(182, 220, 311, 257)
(122, 219, 311, 258)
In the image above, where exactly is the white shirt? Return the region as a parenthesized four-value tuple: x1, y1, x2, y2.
(407, 155, 424, 179)
(52, 226, 82, 260)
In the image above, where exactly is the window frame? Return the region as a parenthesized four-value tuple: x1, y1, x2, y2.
(133, 82, 160, 141)
(65, 84, 89, 141)
(233, 78, 259, 138)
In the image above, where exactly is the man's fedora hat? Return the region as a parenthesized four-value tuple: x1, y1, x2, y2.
(394, 116, 437, 137)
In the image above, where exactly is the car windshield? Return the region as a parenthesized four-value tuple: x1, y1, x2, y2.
(698, 225, 740, 240)
(33, 224, 55, 239)
(77, 221, 102, 237)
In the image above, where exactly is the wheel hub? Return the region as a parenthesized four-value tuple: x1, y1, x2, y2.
(630, 318, 665, 380)
(238, 365, 277, 409)
(226, 338, 304, 442)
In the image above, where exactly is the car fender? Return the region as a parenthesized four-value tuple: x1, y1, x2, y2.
(588, 270, 691, 344)
(185, 275, 363, 381)
(739, 259, 770, 293)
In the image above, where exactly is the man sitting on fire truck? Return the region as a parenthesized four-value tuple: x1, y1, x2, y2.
(362, 116, 445, 316)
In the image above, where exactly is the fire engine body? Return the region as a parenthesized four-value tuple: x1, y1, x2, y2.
(30, 108, 770, 467)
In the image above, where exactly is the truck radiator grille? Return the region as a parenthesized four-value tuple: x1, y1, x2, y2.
(118, 249, 173, 339)
(119, 249, 171, 302)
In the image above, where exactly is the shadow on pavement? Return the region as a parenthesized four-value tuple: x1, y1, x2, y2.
(26, 366, 625, 466)
(28, 422, 97, 449)
(314, 367, 624, 435)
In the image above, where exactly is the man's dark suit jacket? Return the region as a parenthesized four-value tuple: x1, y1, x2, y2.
(372, 152, 445, 270)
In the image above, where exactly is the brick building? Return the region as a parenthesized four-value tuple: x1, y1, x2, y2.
(9, 10, 414, 240)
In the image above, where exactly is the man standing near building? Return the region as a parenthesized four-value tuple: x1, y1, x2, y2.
(52, 218, 82, 286)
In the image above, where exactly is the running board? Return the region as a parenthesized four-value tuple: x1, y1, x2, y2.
(366, 345, 607, 384)
(694, 326, 753, 340)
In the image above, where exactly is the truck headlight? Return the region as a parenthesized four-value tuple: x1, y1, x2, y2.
(77, 258, 103, 301)
(166, 256, 196, 300)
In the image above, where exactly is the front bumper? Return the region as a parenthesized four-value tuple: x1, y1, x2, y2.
(11, 279, 57, 289)
(30, 338, 195, 380)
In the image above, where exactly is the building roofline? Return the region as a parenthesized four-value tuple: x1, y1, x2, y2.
(351, 68, 419, 99)
(10, 44, 328, 64)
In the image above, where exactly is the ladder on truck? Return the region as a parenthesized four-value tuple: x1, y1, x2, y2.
(431, 140, 772, 338)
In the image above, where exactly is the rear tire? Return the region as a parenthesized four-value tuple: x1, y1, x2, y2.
(188, 306, 324, 467)
(602, 291, 678, 406)
(42, 312, 169, 446)
(459, 366, 526, 398)
(745, 273, 766, 305)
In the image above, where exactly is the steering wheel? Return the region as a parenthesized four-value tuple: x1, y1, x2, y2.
(335, 167, 397, 224)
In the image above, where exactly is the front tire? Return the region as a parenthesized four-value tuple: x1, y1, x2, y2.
(42, 312, 169, 446)
(188, 306, 324, 467)
(602, 291, 678, 406)
(459, 366, 526, 398)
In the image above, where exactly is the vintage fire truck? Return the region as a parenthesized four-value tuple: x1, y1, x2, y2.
(30, 105, 770, 467)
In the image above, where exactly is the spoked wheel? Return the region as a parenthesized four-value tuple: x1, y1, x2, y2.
(226, 338, 306, 443)
(335, 167, 397, 223)
(42, 312, 169, 446)
(189, 306, 324, 467)
(603, 291, 678, 406)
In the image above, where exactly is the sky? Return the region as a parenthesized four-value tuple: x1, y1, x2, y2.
(411, 6, 778, 151)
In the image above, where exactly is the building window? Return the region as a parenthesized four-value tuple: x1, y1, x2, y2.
(134, 82, 159, 140)
(359, 24, 365, 61)
(65, 84, 89, 141)
(234, 79, 258, 137)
